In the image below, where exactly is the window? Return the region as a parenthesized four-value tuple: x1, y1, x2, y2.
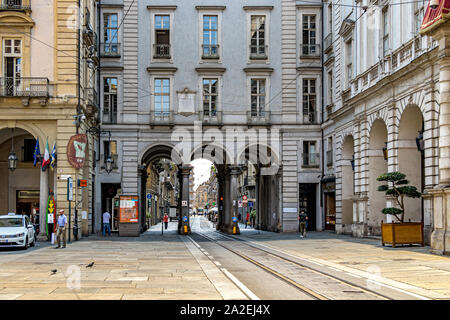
(202, 15, 219, 59)
(103, 77, 117, 124)
(382, 8, 389, 56)
(103, 13, 119, 54)
(203, 79, 218, 116)
(250, 79, 266, 117)
(327, 137, 333, 166)
(3, 39, 21, 96)
(303, 141, 319, 167)
(154, 78, 170, 116)
(328, 71, 333, 105)
(22, 138, 36, 162)
(302, 15, 317, 56)
(154, 15, 170, 58)
(327, 4, 332, 35)
(345, 40, 352, 88)
(302, 79, 316, 123)
(250, 16, 266, 59)
(414, 0, 426, 34)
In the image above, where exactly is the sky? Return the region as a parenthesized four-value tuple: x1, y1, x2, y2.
(191, 159, 213, 190)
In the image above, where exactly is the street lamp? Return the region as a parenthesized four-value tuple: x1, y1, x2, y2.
(8, 130, 17, 172)
(105, 155, 113, 174)
(416, 130, 425, 152)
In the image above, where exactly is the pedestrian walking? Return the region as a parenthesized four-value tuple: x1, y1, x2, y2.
(102, 211, 111, 236)
(238, 212, 242, 222)
(245, 212, 250, 229)
(298, 209, 308, 238)
(163, 213, 169, 230)
(55, 209, 67, 249)
(250, 209, 256, 228)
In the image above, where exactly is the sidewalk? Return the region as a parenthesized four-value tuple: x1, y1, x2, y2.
(236, 229, 450, 299)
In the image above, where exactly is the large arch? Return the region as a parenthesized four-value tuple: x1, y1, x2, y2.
(367, 119, 388, 235)
(397, 104, 423, 223)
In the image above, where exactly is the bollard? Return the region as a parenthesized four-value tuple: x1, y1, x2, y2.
(184, 225, 187, 234)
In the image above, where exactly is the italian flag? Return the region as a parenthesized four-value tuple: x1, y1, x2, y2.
(41, 139, 50, 171)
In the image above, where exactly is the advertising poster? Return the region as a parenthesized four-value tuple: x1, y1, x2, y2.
(119, 195, 139, 223)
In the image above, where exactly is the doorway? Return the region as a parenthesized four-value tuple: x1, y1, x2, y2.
(299, 183, 316, 231)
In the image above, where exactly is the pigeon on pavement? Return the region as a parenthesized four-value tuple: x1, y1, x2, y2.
(86, 262, 94, 268)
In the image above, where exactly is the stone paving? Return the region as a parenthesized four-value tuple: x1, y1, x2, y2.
(236, 226, 450, 299)
(0, 221, 239, 300)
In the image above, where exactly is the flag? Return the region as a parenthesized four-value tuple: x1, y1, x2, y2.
(41, 139, 50, 171)
(50, 142, 56, 171)
(33, 138, 40, 167)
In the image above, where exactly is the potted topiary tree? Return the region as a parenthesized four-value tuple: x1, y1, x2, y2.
(376, 172, 423, 247)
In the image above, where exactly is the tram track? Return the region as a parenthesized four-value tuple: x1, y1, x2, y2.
(190, 219, 394, 300)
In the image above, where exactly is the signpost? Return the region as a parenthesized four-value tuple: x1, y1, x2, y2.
(67, 177, 73, 242)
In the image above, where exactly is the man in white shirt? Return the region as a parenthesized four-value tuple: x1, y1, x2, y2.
(55, 209, 67, 249)
(102, 211, 111, 236)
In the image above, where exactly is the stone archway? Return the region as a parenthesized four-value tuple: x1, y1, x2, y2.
(367, 119, 388, 235)
(398, 104, 424, 223)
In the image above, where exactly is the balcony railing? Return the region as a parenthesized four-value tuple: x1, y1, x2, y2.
(150, 111, 174, 127)
(0, 77, 49, 97)
(302, 153, 320, 167)
(0, 0, 30, 10)
(326, 150, 333, 166)
(82, 25, 97, 47)
(153, 44, 171, 59)
(249, 45, 268, 59)
(303, 111, 318, 124)
(324, 33, 333, 52)
(247, 110, 271, 126)
(202, 44, 220, 59)
(100, 42, 121, 57)
(84, 87, 98, 115)
(199, 110, 222, 125)
(300, 44, 321, 58)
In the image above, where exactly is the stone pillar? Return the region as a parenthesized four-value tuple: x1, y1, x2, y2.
(179, 165, 192, 234)
(221, 167, 231, 233)
(427, 25, 450, 254)
(224, 166, 241, 234)
(276, 166, 283, 232)
(39, 169, 48, 239)
(216, 167, 225, 230)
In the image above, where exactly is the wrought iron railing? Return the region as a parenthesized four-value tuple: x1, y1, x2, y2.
(153, 44, 171, 59)
(0, 77, 49, 97)
(100, 42, 121, 57)
(249, 44, 268, 59)
(202, 44, 220, 59)
(0, 0, 30, 10)
(300, 44, 321, 57)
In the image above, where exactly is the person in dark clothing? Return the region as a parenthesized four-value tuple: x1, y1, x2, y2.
(298, 209, 308, 238)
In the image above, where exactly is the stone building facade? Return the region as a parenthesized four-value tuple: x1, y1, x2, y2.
(0, 0, 98, 240)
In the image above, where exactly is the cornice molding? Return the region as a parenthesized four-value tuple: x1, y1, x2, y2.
(99, 4, 124, 8)
(195, 67, 226, 74)
(147, 67, 178, 74)
(147, 5, 177, 11)
(243, 6, 274, 11)
(243, 67, 274, 74)
(195, 6, 226, 11)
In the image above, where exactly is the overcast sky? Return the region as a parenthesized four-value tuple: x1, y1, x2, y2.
(191, 159, 213, 190)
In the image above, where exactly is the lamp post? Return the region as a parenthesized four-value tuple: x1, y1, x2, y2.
(8, 129, 17, 172)
(105, 155, 113, 174)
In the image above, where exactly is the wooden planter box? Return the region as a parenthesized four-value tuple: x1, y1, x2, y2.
(381, 221, 424, 247)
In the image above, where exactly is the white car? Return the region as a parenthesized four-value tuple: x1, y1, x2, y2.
(0, 213, 36, 249)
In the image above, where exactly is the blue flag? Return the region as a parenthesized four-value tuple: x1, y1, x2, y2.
(33, 137, 40, 167)
(50, 142, 56, 170)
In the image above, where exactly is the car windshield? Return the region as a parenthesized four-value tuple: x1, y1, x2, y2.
(0, 218, 24, 227)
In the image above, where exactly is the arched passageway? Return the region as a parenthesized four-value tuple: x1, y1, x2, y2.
(368, 119, 388, 235)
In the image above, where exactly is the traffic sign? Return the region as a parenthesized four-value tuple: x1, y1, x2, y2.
(183, 216, 188, 222)
(248, 201, 254, 207)
(242, 195, 248, 201)
(182, 200, 188, 207)
(232, 216, 238, 222)
(146, 194, 152, 200)
(67, 177, 73, 201)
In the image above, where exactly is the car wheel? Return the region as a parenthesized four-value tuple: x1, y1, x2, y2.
(23, 236, 29, 250)
(30, 235, 36, 247)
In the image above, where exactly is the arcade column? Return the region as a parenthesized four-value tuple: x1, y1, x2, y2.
(179, 165, 192, 235)
(223, 166, 241, 234)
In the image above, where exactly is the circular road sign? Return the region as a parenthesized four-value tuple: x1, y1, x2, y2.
(183, 216, 188, 222)
(232, 216, 238, 222)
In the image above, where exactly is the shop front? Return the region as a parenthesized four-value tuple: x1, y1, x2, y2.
(322, 176, 336, 231)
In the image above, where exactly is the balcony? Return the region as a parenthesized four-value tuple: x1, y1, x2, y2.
(153, 44, 171, 59)
(82, 24, 97, 47)
(0, 77, 49, 104)
(324, 33, 333, 53)
(300, 44, 321, 58)
(202, 44, 220, 59)
(150, 111, 174, 127)
(302, 111, 318, 124)
(84, 87, 98, 116)
(0, 0, 30, 11)
(302, 153, 320, 168)
(247, 110, 271, 126)
(326, 150, 333, 167)
(100, 42, 121, 57)
(249, 45, 268, 60)
(199, 110, 222, 126)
